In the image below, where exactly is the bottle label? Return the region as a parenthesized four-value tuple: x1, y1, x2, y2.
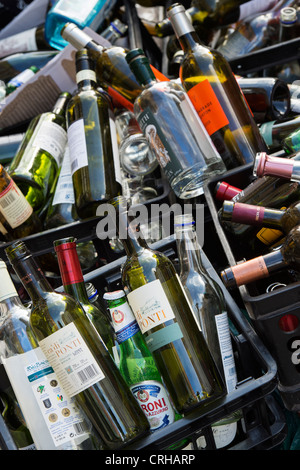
(0, 27, 38, 57)
(52, 146, 75, 205)
(127, 279, 175, 334)
(145, 322, 183, 353)
(231, 202, 265, 225)
(19, 443, 37, 450)
(7, 67, 37, 88)
(67, 119, 88, 174)
(30, 120, 67, 167)
(0, 264, 17, 302)
(109, 109, 122, 184)
(186, 79, 229, 136)
(76, 70, 97, 83)
(218, 31, 252, 60)
(108, 300, 140, 343)
(2, 348, 90, 449)
(39, 322, 105, 398)
(230, 256, 269, 286)
(256, 226, 283, 245)
(215, 312, 237, 394)
(197, 421, 237, 449)
(0, 179, 33, 229)
(130, 380, 175, 431)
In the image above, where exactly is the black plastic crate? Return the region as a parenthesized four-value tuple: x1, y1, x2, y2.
(205, 164, 300, 411)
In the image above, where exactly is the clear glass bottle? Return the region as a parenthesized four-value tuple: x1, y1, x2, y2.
(110, 196, 226, 414)
(5, 240, 150, 449)
(66, 49, 121, 219)
(5, 65, 39, 95)
(8, 91, 70, 213)
(0, 259, 100, 450)
(167, 3, 268, 170)
(125, 48, 226, 199)
(104, 290, 179, 432)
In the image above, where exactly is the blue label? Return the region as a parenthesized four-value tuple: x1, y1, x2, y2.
(116, 320, 140, 343)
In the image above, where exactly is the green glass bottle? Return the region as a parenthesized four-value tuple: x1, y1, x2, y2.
(283, 128, 300, 155)
(54, 236, 115, 357)
(104, 290, 179, 432)
(5, 240, 150, 449)
(66, 49, 121, 219)
(167, 3, 268, 169)
(8, 91, 71, 213)
(0, 164, 42, 241)
(110, 196, 225, 414)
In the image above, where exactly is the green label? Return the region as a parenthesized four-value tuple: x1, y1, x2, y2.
(137, 108, 183, 182)
(145, 322, 183, 353)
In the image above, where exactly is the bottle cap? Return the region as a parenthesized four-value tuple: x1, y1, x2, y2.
(215, 181, 241, 201)
(103, 290, 126, 301)
(280, 7, 297, 24)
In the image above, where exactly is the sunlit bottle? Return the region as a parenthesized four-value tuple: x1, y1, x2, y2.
(0, 25, 53, 59)
(254, 151, 300, 182)
(167, 3, 267, 170)
(66, 49, 121, 219)
(110, 196, 226, 414)
(5, 65, 39, 95)
(125, 48, 226, 199)
(5, 240, 150, 449)
(0, 51, 58, 83)
(8, 91, 70, 213)
(259, 116, 300, 152)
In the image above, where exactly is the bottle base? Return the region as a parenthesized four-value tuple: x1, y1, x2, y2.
(171, 162, 226, 199)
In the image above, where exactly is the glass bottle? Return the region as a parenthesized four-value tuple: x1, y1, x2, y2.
(254, 151, 300, 182)
(5, 240, 150, 449)
(222, 199, 300, 237)
(215, 181, 241, 201)
(115, 108, 158, 177)
(61, 22, 168, 111)
(5, 65, 39, 95)
(125, 48, 226, 199)
(44, 145, 79, 230)
(0, 259, 99, 450)
(104, 290, 179, 432)
(0, 164, 42, 241)
(0, 50, 58, 84)
(8, 91, 70, 213)
(54, 236, 115, 357)
(100, 19, 128, 45)
(216, 0, 298, 60)
(283, 128, 300, 155)
(220, 223, 300, 288)
(167, 3, 267, 170)
(0, 25, 53, 60)
(66, 49, 121, 219)
(45, 0, 119, 50)
(259, 115, 300, 152)
(110, 196, 225, 414)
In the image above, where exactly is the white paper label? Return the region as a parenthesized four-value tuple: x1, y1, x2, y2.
(0, 179, 33, 229)
(127, 279, 175, 334)
(31, 120, 67, 167)
(0, 27, 38, 58)
(52, 146, 75, 205)
(215, 312, 237, 394)
(109, 110, 122, 184)
(68, 119, 88, 174)
(39, 323, 105, 397)
(8, 67, 37, 88)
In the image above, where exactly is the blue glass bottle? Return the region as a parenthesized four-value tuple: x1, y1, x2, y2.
(44, 0, 118, 50)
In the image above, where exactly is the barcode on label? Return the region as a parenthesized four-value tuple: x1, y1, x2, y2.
(0, 191, 16, 208)
(77, 364, 98, 384)
(73, 421, 88, 435)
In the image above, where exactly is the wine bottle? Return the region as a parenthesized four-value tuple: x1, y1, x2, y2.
(0, 164, 42, 241)
(0, 25, 53, 60)
(254, 151, 300, 182)
(61, 22, 168, 111)
(110, 196, 226, 414)
(125, 48, 226, 199)
(215, 181, 242, 201)
(5, 65, 39, 95)
(8, 91, 70, 213)
(0, 133, 25, 166)
(217, 0, 298, 60)
(44, 145, 79, 230)
(0, 259, 100, 450)
(236, 77, 290, 123)
(54, 236, 115, 357)
(5, 240, 150, 449)
(44, 0, 119, 50)
(104, 289, 179, 432)
(167, 3, 267, 170)
(66, 49, 121, 219)
(283, 128, 300, 155)
(259, 116, 300, 152)
(0, 50, 58, 84)
(115, 108, 158, 176)
(100, 19, 128, 45)
(220, 223, 300, 288)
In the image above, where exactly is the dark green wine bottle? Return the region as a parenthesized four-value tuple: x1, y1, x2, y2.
(110, 196, 226, 414)
(5, 241, 150, 450)
(66, 49, 121, 219)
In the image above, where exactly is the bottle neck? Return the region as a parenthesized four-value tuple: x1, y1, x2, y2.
(175, 223, 203, 276)
(54, 240, 89, 304)
(167, 5, 203, 52)
(222, 201, 284, 229)
(51, 92, 70, 116)
(61, 23, 104, 55)
(75, 52, 97, 91)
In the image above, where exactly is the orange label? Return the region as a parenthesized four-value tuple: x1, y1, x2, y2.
(231, 256, 269, 286)
(187, 79, 229, 136)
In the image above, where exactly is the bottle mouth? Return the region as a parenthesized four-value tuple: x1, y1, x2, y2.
(253, 152, 267, 177)
(53, 237, 77, 252)
(5, 241, 31, 263)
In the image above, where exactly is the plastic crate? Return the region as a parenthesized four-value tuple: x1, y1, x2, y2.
(205, 163, 300, 411)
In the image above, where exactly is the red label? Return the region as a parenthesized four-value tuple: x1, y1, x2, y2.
(56, 245, 83, 285)
(187, 79, 229, 136)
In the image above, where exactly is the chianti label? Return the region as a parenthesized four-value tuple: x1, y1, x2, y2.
(39, 323, 105, 397)
(130, 380, 175, 431)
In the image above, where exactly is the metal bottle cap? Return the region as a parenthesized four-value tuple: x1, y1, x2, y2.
(167, 3, 195, 37)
